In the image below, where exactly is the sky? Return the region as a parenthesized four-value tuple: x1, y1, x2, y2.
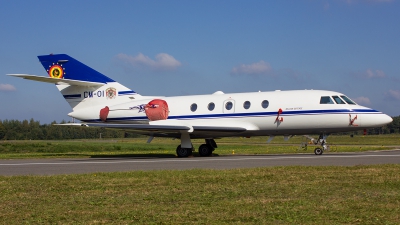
(0, 0, 399, 124)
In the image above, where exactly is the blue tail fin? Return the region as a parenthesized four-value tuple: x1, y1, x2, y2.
(35, 54, 142, 110)
(38, 54, 115, 83)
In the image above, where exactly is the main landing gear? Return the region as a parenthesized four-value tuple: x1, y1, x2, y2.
(176, 145, 193, 157)
(198, 139, 217, 157)
(176, 134, 217, 157)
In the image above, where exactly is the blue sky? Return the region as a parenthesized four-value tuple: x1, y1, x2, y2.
(1, 0, 399, 123)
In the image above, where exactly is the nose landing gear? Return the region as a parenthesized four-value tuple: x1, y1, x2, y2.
(304, 134, 329, 155)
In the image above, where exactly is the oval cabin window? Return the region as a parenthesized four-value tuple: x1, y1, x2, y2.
(190, 103, 197, 112)
(243, 101, 251, 109)
(261, 100, 269, 109)
(208, 102, 215, 111)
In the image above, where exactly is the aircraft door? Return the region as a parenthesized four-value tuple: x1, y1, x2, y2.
(223, 99, 235, 113)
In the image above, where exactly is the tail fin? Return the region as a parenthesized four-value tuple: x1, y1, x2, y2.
(36, 54, 141, 110)
(38, 54, 115, 83)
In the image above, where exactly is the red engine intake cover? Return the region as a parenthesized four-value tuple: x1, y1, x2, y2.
(145, 99, 169, 121)
(99, 106, 109, 122)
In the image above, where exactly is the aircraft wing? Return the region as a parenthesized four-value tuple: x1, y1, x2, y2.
(59, 123, 248, 138)
(82, 123, 191, 132)
(191, 126, 247, 132)
(8, 74, 104, 87)
(84, 123, 247, 132)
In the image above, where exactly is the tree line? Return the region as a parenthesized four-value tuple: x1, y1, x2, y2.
(0, 116, 399, 140)
(0, 119, 139, 140)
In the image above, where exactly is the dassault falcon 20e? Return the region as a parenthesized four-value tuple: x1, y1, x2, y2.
(9, 54, 393, 157)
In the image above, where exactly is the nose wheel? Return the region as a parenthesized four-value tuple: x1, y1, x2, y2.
(314, 147, 323, 155)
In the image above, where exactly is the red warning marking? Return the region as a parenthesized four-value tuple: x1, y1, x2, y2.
(276, 108, 283, 122)
(349, 114, 358, 126)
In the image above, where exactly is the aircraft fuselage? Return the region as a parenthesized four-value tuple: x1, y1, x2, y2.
(69, 89, 391, 138)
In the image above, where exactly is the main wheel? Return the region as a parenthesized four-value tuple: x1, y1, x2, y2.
(198, 144, 213, 157)
(314, 147, 323, 155)
(176, 145, 192, 157)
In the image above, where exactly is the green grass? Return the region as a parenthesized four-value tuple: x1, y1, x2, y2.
(1, 136, 399, 224)
(1, 165, 399, 224)
(1, 134, 399, 159)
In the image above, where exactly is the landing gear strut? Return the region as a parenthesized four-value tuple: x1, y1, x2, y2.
(176, 132, 193, 157)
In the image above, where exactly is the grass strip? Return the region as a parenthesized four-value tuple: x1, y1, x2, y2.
(1, 135, 400, 159)
(1, 165, 399, 224)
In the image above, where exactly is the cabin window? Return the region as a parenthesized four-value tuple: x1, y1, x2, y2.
(332, 96, 346, 104)
(208, 102, 215, 111)
(320, 96, 334, 104)
(261, 100, 269, 109)
(190, 103, 197, 112)
(243, 101, 251, 109)
(340, 95, 356, 105)
(225, 101, 233, 110)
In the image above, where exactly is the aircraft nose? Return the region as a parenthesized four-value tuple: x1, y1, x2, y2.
(361, 112, 392, 128)
(377, 113, 393, 126)
(383, 114, 393, 124)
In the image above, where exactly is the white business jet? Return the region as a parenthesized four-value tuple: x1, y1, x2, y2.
(9, 54, 393, 157)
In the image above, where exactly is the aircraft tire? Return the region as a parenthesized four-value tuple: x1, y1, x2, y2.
(314, 148, 323, 155)
(198, 144, 213, 157)
(176, 145, 192, 157)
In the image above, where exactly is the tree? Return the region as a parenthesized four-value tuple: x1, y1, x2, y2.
(0, 121, 5, 140)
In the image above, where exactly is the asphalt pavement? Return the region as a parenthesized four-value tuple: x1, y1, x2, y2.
(1, 150, 399, 176)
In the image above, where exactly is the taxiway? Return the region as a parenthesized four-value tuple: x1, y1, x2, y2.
(0, 150, 399, 176)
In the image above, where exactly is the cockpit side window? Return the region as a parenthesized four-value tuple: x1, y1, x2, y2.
(340, 95, 356, 105)
(332, 96, 346, 104)
(320, 96, 334, 104)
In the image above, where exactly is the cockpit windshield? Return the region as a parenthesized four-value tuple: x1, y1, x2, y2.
(320, 95, 358, 105)
(332, 96, 346, 104)
(320, 96, 334, 104)
(340, 95, 357, 105)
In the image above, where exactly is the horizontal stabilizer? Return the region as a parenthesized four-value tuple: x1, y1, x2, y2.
(8, 74, 105, 87)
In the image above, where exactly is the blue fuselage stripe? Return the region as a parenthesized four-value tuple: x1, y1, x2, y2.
(81, 108, 381, 123)
(118, 91, 136, 95)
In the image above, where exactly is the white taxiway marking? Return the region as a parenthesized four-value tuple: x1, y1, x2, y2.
(0, 154, 399, 166)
